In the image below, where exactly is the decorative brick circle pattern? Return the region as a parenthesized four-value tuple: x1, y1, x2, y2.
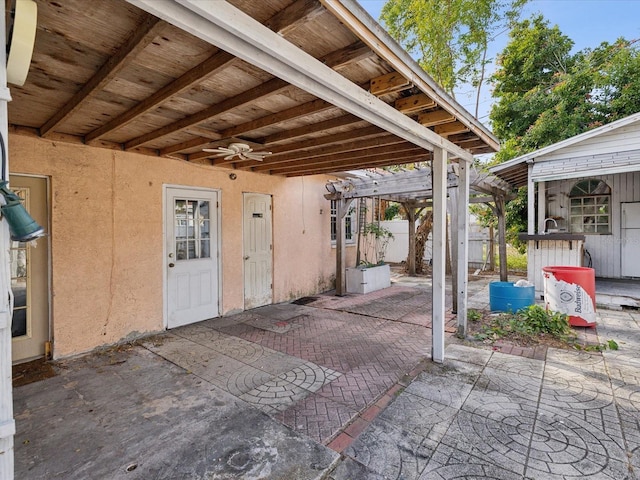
(237, 362, 342, 415)
(277, 362, 341, 391)
(239, 378, 310, 414)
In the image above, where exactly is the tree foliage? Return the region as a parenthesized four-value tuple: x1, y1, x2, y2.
(490, 15, 640, 162)
(380, 0, 526, 114)
(483, 15, 640, 250)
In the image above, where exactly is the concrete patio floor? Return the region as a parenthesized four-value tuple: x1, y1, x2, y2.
(13, 275, 640, 479)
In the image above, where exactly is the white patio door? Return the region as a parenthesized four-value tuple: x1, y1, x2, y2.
(10, 175, 49, 363)
(621, 202, 640, 277)
(165, 187, 219, 328)
(243, 193, 273, 309)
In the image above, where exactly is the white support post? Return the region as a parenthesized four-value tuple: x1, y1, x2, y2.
(456, 161, 469, 338)
(528, 164, 535, 234)
(448, 188, 457, 314)
(0, 6, 15, 478)
(335, 199, 351, 295)
(432, 147, 447, 363)
(537, 180, 546, 234)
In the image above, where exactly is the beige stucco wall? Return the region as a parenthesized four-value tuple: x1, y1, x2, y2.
(10, 134, 356, 358)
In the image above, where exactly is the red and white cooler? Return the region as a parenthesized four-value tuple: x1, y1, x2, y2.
(542, 266, 596, 327)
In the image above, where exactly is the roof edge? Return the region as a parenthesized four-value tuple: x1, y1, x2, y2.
(491, 111, 640, 174)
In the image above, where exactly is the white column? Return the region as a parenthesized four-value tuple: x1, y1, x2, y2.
(431, 147, 447, 363)
(335, 199, 348, 295)
(537, 180, 546, 233)
(0, 5, 15, 478)
(456, 161, 469, 337)
(527, 164, 535, 234)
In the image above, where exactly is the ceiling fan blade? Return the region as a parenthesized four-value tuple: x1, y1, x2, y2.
(244, 153, 265, 161)
(224, 154, 237, 160)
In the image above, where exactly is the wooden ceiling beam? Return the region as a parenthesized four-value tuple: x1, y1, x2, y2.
(85, 51, 236, 144)
(125, 77, 291, 149)
(245, 134, 406, 169)
(193, 124, 384, 163)
(279, 153, 428, 177)
(265, 145, 425, 175)
(418, 109, 456, 127)
(132, 43, 372, 153)
(395, 93, 436, 114)
(455, 139, 486, 149)
(40, 15, 166, 137)
(264, 0, 326, 36)
(369, 71, 411, 96)
(259, 114, 362, 145)
(319, 42, 374, 70)
(434, 121, 469, 137)
(219, 98, 334, 140)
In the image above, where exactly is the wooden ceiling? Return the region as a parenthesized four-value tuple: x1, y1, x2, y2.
(8, 0, 499, 177)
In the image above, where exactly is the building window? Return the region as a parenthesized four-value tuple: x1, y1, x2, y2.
(330, 200, 356, 243)
(569, 179, 611, 234)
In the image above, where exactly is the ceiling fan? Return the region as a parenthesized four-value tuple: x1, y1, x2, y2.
(203, 142, 272, 161)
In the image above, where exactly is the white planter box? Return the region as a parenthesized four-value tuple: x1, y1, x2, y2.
(346, 264, 391, 294)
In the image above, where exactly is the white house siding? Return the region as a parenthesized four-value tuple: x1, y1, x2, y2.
(544, 171, 640, 278)
(541, 123, 640, 162)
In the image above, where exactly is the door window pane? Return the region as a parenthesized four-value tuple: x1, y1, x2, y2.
(174, 198, 211, 259)
(10, 188, 30, 338)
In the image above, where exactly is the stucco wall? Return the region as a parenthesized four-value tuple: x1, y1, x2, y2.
(10, 134, 355, 358)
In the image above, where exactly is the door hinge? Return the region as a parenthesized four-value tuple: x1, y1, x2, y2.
(270, 244, 273, 251)
(216, 201, 219, 208)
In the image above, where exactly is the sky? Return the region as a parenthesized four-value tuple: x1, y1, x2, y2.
(357, 0, 640, 126)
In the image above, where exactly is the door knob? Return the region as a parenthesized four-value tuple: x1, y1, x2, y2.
(243, 256, 250, 260)
(168, 263, 175, 268)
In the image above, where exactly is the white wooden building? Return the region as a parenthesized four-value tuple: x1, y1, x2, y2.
(491, 113, 640, 303)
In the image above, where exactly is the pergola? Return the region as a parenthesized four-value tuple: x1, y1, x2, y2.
(325, 164, 513, 355)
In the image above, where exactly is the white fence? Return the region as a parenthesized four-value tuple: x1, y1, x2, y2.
(380, 220, 492, 268)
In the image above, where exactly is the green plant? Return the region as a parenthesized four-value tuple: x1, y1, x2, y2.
(475, 305, 572, 342)
(361, 223, 394, 266)
(467, 309, 482, 322)
(384, 203, 401, 220)
(474, 304, 619, 353)
(573, 339, 619, 352)
(518, 305, 571, 336)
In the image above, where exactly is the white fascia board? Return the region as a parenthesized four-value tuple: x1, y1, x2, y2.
(532, 163, 640, 183)
(127, 0, 473, 163)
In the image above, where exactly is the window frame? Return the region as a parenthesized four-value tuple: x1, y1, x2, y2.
(330, 199, 357, 244)
(568, 179, 611, 234)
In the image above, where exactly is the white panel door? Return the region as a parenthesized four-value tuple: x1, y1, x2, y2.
(165, 187, 219, 328)
(621, 203, 640, 277)
(243, 193, 273, 309)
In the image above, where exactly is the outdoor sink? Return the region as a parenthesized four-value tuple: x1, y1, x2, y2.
(518, 232, 586, 241)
